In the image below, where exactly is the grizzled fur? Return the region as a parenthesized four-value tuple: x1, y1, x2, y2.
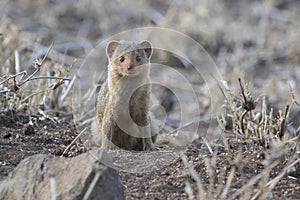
(94, 40, 156, 151)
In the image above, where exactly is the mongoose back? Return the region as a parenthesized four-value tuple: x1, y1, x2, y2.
(94, 40, 156, 151)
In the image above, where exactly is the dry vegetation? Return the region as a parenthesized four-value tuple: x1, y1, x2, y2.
(0, 0, 299, 199)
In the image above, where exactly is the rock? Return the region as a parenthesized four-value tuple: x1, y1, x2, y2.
(0, 149, 125, 200)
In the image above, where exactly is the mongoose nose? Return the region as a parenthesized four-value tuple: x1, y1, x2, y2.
(127, 65, 134, 70)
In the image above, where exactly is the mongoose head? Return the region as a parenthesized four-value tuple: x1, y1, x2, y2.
(106, 40, 153, 78)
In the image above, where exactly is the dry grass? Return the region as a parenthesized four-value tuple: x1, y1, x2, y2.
(0, 42, 74, 119)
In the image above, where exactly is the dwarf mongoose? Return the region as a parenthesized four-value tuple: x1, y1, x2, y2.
(94, 40, 157, 151)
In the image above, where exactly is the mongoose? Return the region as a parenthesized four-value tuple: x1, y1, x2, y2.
(94, 40, 157, 151)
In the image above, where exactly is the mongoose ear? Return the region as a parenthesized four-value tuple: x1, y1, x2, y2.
(106, 40, 120, 59)
(140, 40, 153, 59)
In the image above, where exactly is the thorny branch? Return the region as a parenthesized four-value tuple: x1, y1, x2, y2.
(0, 42, 73, 113)
(238, 78, 256, 136)
(18, 42, 54, 87)
(219, 78, 298, 146)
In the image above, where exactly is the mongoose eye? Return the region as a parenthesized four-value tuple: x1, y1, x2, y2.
(136, 55, 142, 62)
(119, 56, 125, 63)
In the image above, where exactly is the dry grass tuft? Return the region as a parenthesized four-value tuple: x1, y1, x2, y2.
(0, 42, 75, 119)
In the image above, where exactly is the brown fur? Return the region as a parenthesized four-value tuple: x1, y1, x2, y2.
(94, 40, 156, 151)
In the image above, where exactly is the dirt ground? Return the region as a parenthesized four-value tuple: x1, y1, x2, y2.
(0, 113, 299, 199)
(1, 0, 300, 199)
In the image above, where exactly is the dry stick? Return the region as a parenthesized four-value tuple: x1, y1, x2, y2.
(181, 153, 206, 199)
(75, 108, 95, 127)
(238, 78, 257, 138)
(213, 76, 240, 125)
(18, 42, 54, 87)
(218, 78, 244, 137)
(60, 59, 77, 103)
(220, 166, 236, 199)
(232, 130, 245, 139)
(267, 108, 274, 145)
(201, 136, 213, 155)
(21, 87, 54, 103)
(61, 127, 87, 156)
(257, 162, 272, 200)
(284, 134, 300, 145)
(14, 49, 21, 74)
(289, 84, 300, 107)
(279, 105, 289, 139)
(266, 158, 299, 188)
(185, 181, 195, 200)
(238, 78, 247, 104)
(228, 161, 278, 200)
(296, 126, 300, 135)
(50, 176, 57, 200)
(77, 117, 95, 129)
(206, 155, 216, 199)
(59, 75, 76, 103)
(215, 167, 227, 199)
(29, 76, 71, 81)
(228, 173, 262, 200)
(0, 90, 9, 93)
(251, 158, 300, 199)
(169, 116, 210, 135)
(240, 110, 248, 137)
(20, 80, 64, 103)
(83, 169, 103, 200)
(0, 71, 27, 85)
(261, 96, 267, 141)
(30, 42, 81, 67)
(239, 78, 249, 137)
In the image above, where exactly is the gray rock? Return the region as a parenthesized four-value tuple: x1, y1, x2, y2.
(0, 150, 125, 200)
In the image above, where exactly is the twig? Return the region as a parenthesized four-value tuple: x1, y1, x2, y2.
(169, 116, 210, 135)
(279, 105, 289, 139)
(185, 181, 195, 200)
(232, 130, 245, 139)
(83, 167, 103, 200)
(220, 166, 236, 199)
(228, 173, 262, 200)
(30, 42, 82, 66)
(20, 80, 64, 103)
(20, 87, 53, 103)
(238, 78, 247, 104)
(67, 58, 77, 72)
(0, 71, 27, 85)
(0, 89, 10, 93)
(18, 42, 54, 87)
(50, 175, 57, 200)
(60, 74, 76, 103)
(206, 155, 216, 199)
(28, 76, 71, 81)
(229, 160, 278, 200)
(14, 49, 20, 74)
(296, 126, 300, 135)
(266, 158, 299, 188)
(181, 153, 206, 199)
(289, 84, 300, 107)
(213, 76, 241, 131)
(240, 110, 248, 137)
(251, 158, 300, 199)
(169, 120, 194, 134)
(201, 136, 213, 155)
(38, 41, 55, 66)
(61, 127, 87, 156)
